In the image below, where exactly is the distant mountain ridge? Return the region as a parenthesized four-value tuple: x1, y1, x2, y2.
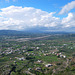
(0, 30, 71, 36)
(0, 30, 25, 36)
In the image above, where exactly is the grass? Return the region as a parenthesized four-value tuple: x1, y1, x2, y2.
(35, 55, 60, 63)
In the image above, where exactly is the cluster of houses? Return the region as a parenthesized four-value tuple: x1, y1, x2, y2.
(28, 64, 53, 71)
(15, 57, 25, 61)
(45, 64, 53, 67)
(0, 45, 27, 55)
(43, 49, 66, 58)
(0, 43, 68, 74)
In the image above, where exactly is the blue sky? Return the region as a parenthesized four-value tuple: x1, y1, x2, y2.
(0, 0, 74, 12)
(0, 0, 75, 31)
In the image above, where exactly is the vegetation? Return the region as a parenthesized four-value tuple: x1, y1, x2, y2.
(0, 32, 75, 75)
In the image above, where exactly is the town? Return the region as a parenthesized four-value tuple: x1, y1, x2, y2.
(0, 33, 75, 75)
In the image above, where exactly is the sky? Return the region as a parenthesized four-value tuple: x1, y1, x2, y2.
(0, 0, 75, 32)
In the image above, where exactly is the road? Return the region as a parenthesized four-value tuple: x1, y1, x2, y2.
(7, 35, 51, 42)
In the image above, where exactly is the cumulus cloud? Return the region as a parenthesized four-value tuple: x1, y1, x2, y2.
(0, 6, 61, 30)
(59, 1, 75, 14)
(61, 13, 75, 28)
(0, 6, 75, 31)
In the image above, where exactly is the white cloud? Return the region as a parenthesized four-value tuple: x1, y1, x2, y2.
(0, 6, 60, 30)
(59, 1, 75, 14)
(61, 13, 75, 28)
(0, 6, 75, 31)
